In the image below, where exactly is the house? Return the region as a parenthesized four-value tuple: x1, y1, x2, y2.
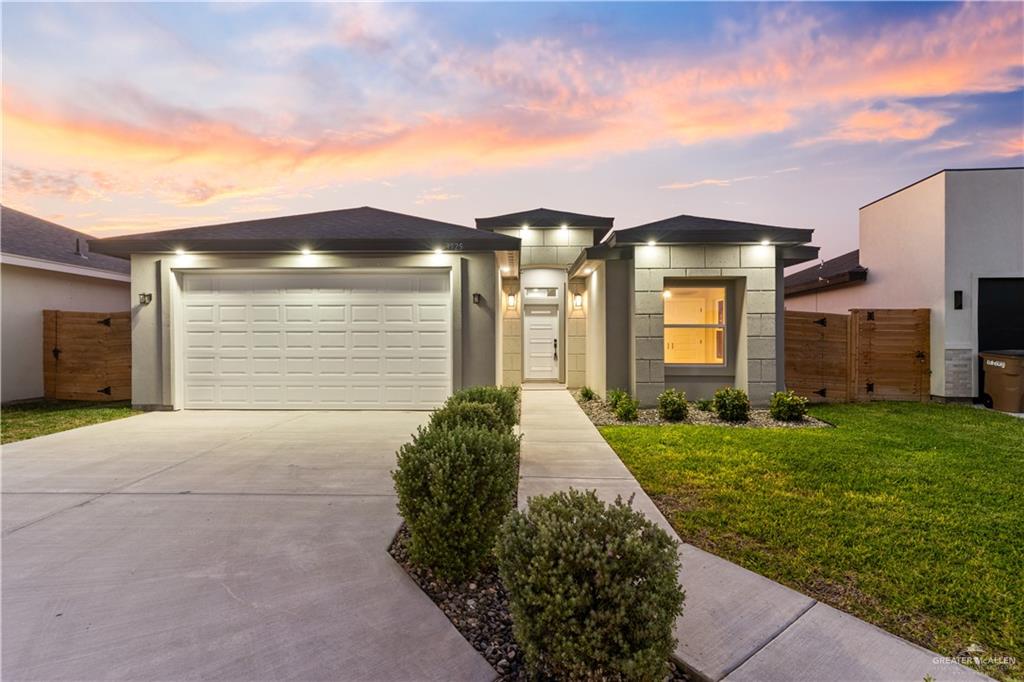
(1, 206, 132, 403)
(89, 206, 818, 410)
(785, 168, 1024, 401)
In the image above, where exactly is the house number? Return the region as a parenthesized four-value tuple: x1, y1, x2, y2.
(445, 242, 465, 251)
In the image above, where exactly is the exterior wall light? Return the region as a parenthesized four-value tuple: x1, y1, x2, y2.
(583, 268, 591, 275)
(560, 223, 569, 231)
(760, 239, 771, 246)
(433, 247, 443, 255)
(301, 247, 312, 256)
(501, 266, 509, 274)
(647, 239, 656, 247)
(573, 293, 583, 308)
(662, 290, 672, 299)
(138, 293, 153, 306)
(507, 293, 517, 309)
(175, 248, 185, 256)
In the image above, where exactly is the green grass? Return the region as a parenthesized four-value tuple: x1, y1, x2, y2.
(1, 400, 139, 444)
(600, 403, 1024, 680)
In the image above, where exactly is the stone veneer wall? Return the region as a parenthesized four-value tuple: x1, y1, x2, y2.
(944, 348, 973, 398)
(632, 244, 778, 406)
(496, 228, 593, 267)
(567, 289, 586, 388)
(501, 281, 522, 387)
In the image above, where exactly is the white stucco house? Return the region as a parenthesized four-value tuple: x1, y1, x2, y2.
(1, 206, 132, 403)
(88, 206, 818, 411)
(785, 167, 1024, 401)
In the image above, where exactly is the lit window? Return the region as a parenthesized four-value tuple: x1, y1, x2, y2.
(663, 286, 726, 365)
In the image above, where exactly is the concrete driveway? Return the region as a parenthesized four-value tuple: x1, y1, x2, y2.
(2, 411, 495, 682)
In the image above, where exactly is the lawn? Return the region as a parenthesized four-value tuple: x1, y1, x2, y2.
(1, 400, 139, 444)
(600, 402, 1024, 680)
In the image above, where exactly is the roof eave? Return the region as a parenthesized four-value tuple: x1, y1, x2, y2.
(785, 269, 868, 297)
(89, 236, 521, 257)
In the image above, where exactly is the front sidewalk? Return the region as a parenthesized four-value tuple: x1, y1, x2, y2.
(517, 385, 989, 682)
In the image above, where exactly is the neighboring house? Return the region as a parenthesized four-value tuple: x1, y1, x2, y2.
(785, 168, 1024, 401)
(1, 206, 131, 403)
(90, 206, 818, 410)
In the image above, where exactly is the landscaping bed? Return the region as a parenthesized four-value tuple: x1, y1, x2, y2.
(574, 390, 829, 428)
(601, 402, 1024, 681)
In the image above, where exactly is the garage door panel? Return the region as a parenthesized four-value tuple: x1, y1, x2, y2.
(182, 272, 451, 409)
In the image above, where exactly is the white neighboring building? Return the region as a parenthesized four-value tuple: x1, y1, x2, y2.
(785, 167, 1024, 401)
(1, 206, 131, 403)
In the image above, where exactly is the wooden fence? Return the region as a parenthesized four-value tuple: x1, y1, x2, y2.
(785, 309, 930, 403)
(43, 310, 131, 401)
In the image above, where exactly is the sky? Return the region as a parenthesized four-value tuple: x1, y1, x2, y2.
(2, 1, 1022, 261)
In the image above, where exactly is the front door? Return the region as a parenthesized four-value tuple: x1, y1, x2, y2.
(524, 305, 559, 380)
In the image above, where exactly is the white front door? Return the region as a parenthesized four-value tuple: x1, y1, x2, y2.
(180, 271, 451, 409)
(524, 305, 559, 380)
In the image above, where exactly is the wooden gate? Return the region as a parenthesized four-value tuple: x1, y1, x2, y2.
(784, 311, 850, 402)
(43, 310, 131, 401)
(785, 308, 929, 403)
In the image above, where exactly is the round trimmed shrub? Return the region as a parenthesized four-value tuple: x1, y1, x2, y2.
(606, 388, 628, 410)
(712, 387, 750, 422)
(495, 489, 684, 680)
(657, 389, 689, 422)
(769, 390, 809, 421)
(393, 423, 520, 580)
(446, 385, 519, 430)
(615, 396, 639, 422)
(429, 400, 506, 432)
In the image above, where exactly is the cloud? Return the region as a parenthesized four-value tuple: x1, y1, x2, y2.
(803, 103, 953, 145)
(659, 175, 759, 190)
(415, 187, 464, 204)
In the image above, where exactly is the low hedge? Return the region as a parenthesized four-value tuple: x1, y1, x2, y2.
(712, 387, 751, 422)
(769, 390, 809, 421)
(446, 385, 520, 430)
(657, 389, 689, 422)
(496, 489, 684, 680)
(393, 422, 520, 580)
(429, 400, 506, 432)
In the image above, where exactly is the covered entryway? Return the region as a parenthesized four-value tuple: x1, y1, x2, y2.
(181, 271, 451, 409)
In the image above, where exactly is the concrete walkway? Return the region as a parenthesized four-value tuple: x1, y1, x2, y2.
(518, 386, 989, 682)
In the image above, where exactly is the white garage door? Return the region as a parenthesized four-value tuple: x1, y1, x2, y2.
(181, 271, 451, 409)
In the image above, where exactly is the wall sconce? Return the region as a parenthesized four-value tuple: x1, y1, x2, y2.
(573, 293, 583, 308)
(138, 293, 153, 306)
(472, 292, 483, 305)
(506, 293, 517, 309)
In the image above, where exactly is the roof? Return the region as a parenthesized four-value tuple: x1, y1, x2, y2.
(784, 249, 867, 297)
(609, 213, 814, 247)
(0, 206, 130, 275)
(860, 167, 1024, 210)
(89, 206, 520, 256)
(475, 208, 614, 231)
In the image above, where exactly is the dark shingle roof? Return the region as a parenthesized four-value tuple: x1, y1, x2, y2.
(0, 206, 130, 275)
(90, 206, 520, 256)
(475, 208, 614, 231)
(611, 213, 814, 246)
(784, 249, 867, 296)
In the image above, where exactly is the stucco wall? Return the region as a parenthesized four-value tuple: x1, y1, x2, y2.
(632, 244, 778, 406)
(604, 259, 632, 393)
(1, 264, 130, 402)
(584, 264, 607, 397)
(128, 252, 496, 409)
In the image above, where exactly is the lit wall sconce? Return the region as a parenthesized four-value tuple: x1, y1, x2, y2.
(506, 293, 517, 309)
(472, 292, 483, 305)
(573, 293, 583, 308)
(138, 293, 153, 306)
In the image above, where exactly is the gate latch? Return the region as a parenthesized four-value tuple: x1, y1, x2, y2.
(52, 346, 62, 360)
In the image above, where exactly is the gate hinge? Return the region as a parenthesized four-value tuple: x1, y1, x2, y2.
(97, 386, 112, 395)
(97, 317, 112, 327)
(813, 317, 827, 327)
(866, 382, 875, 393)
(814, 387, 827, 397)
(52, 346, 62, 360)
(866, 311, 875, 321)
(915, 351, 926, 360)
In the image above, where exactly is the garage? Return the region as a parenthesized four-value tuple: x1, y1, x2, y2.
(181, 271, 451, 409)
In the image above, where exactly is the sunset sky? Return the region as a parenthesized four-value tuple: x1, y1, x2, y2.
(2, 2, 1022, 260)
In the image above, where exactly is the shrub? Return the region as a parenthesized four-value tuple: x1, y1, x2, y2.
(695, 398, 714, 412)
(393, 423, 520, 580)
(579, 386, 598, 402)
(446, 385, 519, 430)
(712, 387, 750, 422)
(615, 396, 639, 422)
(495, 489, 684, 680)
(769, 390, 809, 421)
(429, 400, 506, 433)
(606, 388, 628, 409)
(657, 389, 689, 422)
